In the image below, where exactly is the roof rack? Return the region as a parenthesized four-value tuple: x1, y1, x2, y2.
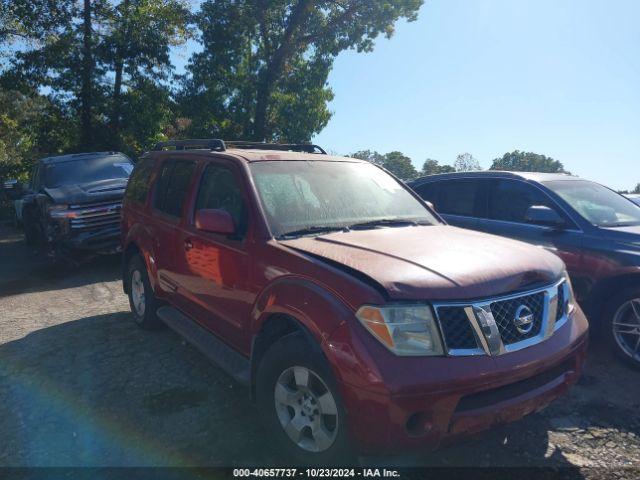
(152, 139, 326, 154)
(153, 139, 226, 152)
(225, 141, 326, 154)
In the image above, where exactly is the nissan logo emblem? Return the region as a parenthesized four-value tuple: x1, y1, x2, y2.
(513, 305, 535, 335)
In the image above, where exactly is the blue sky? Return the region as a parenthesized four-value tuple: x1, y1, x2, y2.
(175, 0, 640, 190)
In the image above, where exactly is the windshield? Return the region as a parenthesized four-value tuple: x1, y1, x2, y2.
(44, 155, 133, 188)
(250, 161, 438, 237)
(544, 180, 640, 227)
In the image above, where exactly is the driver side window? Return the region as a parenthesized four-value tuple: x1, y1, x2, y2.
(195, 164, 247, 236)
(489, 179, 562, 225)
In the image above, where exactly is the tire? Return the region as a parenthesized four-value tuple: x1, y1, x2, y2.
(256, 332, 353, 465)
(127, 255, 162, 330)
(602, 286, 640, 370)
(23, 220, 38, 245)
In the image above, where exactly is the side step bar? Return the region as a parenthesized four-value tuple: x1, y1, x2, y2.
(156, 306, 251, 386)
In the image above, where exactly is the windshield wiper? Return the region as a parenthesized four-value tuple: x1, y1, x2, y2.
(347, 218, 424, 230)
(276, 225, 346, 239)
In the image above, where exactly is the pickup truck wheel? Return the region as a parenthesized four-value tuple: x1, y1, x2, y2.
(603, 287, 640, 370)
(127, 255, 161, 330)
(256, 332, 353, 464)
(23, 221, 39, 245)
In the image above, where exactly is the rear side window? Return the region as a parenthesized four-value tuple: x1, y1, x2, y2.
(414, 182, 439, 204)
(435, 179, 480, 217)
(125, 158, 154, 204)
(153, 160, 196, 217)
(195, 164, 247, 235)
(489, 179, 556, 223)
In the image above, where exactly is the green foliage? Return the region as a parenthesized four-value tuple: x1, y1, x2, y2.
(454, 153, 481, 172)
(0, 89, 69, 181)
(350, 150, 418, 181)
(1, 0, 190, 157)
(0, 0, 422, 180)
(421, 159, 455, 176)
(632, 184, 640, 194)
(490, 150, 567, 173)
(181, 0, 423, 141)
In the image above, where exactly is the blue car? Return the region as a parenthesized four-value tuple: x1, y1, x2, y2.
(409, 171, 640, 368)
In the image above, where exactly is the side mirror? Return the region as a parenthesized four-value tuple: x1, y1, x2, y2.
(525, 205, 565, 228)
(425, 201, 435, 211)
(195, 209, 235, 235)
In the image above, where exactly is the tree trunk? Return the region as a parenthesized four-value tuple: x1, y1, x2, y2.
(252, 0, 313, 141)
(80, 0, 93, 148)
(111, 0, 130, 140)
(111, 59, 123, 137)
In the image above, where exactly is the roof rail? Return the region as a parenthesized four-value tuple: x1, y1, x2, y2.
(152, 139, 326, 155)
(225, 141, 326, 154)
(153, 139, 226, 152)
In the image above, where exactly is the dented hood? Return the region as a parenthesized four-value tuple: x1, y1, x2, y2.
(280, 225, 564, 301)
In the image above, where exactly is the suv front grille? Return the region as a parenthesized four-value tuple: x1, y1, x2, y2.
(69, 201, 122, 231)
(489, 291, 545, 345)
(434, 279, 568, 356)
(438, 306, 478, 350)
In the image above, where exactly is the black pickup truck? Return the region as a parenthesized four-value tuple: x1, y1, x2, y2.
(17, 151, 133, 259)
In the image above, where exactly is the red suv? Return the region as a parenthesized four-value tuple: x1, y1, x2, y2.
(121, 139, 589, 462)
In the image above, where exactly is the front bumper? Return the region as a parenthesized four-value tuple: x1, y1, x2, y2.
(50, 223, 122, 254)
(326, 306, 589, 454)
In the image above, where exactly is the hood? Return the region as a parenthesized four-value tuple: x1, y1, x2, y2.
(280, 225, 564, 301)
(44, 178, 128, 205)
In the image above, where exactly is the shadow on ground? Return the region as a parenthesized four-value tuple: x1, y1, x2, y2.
(2, 309, 636, 469)
(0, 227, 121, 298)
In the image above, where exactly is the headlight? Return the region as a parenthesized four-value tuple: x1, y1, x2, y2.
(48, 204, 75, 218)
(562, 271, 577, 315)
(356, 304, 444, 356)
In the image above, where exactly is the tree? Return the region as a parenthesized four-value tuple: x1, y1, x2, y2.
(349, 150, 384, 165)
(181, 0, 423, 142)
(380, 151, 417, 180)
(454, 153, 481, 172)
(421, 159, 455, 176)
(102, 0, 191, 141)
(0, 0, 74, 48)
(490, 150, 567, 173)
(2, 0, 190, 153)
(349, 150, 417, 180)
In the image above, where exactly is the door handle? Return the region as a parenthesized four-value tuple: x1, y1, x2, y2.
(184, 239, 193, 251)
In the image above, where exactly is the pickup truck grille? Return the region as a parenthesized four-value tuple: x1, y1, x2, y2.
(68, 201, 122, 230)
(434, 279, 568, 356)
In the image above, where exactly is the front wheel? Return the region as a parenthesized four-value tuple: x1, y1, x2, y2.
(603, 287, 640, 369)
(127, 255, 161, 330)
(256, 333, 353, 464)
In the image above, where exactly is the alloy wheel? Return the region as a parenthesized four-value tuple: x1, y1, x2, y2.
(612, 298, 640, 362)
(274, 366, 338, 453)
(131, 270, 146, 318)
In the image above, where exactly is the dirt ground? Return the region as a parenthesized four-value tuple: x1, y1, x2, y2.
(0, 225, 638, 476)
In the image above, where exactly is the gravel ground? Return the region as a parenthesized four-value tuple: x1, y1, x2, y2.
(0, 226, 638, 477)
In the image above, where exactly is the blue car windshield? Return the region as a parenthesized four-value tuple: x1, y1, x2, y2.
(545, 180, 640, 227)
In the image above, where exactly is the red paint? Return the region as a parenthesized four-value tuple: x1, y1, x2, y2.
(122, 148, 588, 453)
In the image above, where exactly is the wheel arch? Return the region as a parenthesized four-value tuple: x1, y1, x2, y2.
(122, 242, 142, 294)
(249, 277, 356, 399)
(587, 271, 640, 321)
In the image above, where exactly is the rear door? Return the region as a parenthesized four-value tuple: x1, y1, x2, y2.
(171, 160, 253, 353)
(414, 178, 485, 231)
(478, 178, 583, 275)
(149, 158, 197, 298)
